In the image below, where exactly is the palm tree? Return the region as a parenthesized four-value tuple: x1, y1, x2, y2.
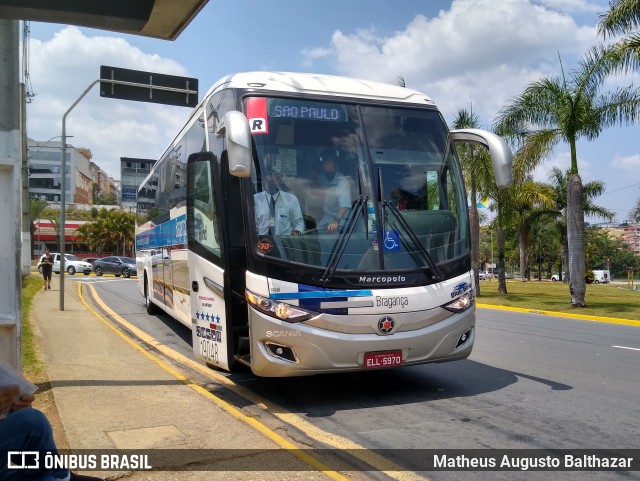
(451, 108, 495, 293)
(598, 0, 640, 72)
(494, 46, 640, 306)
(500, 175, 555, 281)
(491, 188, 510, 294)
(75, 208, 136, 255)
(545, 167, 615, 282)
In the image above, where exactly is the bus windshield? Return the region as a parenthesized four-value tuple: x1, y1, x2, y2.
(247, 97, 469, 277)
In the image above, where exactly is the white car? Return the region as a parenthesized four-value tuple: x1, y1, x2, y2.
(38, 253, 92, 275)
(478, 271, 493, 280)
(551, 272, 565, 282)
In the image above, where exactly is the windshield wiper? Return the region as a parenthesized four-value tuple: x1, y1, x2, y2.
(383, 200, 444, 280)
(319, 194, 367, 284)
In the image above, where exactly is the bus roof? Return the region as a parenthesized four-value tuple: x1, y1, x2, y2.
(203, 71, 436, 106)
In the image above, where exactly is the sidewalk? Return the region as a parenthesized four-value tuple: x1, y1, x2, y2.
(31, 276, 328, 480)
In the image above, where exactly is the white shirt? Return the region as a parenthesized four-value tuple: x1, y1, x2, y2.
(254, 190, 305, 235)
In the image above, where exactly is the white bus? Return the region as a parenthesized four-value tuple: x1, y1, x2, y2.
(136, 71, 512, 377)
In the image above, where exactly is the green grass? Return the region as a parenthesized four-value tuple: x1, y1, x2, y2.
(22, 274, 46, 378)
(477, 280, 640, 321)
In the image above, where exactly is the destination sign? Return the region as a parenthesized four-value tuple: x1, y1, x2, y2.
(268, 99, 348, 122)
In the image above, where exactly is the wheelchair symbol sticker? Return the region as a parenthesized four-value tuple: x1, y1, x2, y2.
(383, 230, 400, 250)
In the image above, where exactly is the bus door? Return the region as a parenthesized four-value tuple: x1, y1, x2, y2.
(186, 152, 232, 371)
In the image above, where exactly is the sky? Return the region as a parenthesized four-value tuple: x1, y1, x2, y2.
(23, 0, 640, 223)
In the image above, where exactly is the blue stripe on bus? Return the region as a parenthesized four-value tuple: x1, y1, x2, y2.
(269, 289, 372, 300)
(299, 298, 348, 316)
(136, 214, 187, 249)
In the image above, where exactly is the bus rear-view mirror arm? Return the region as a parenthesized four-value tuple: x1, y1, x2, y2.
(450, 129, 513, 188)
(217, 110, 253, 177)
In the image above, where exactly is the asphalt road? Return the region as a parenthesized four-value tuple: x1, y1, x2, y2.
(84, 277, 640, 481)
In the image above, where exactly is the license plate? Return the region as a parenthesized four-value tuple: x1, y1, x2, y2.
(364, 350, 402, 368)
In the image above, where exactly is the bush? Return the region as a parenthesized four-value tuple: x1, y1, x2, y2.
(585, 269, 594, 284)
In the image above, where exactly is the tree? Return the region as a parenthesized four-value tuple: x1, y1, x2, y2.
(75, 209, 135, 255)
(94, 192, 118, 205)
(29, 198, 49, 257)
(494, 46, 640, 307)
(451, 108, 495, 294)
(545, 167, 615, 281)
(631, 196, 640, 222)
(500, 175, 555, 281)
(490, 187, 511, 294)
(598, 0, 640, 72)
(530, 217, 562, 280)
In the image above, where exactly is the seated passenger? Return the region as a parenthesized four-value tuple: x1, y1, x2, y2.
(254, 170, 305, 236)
(317, 148, 351, 232)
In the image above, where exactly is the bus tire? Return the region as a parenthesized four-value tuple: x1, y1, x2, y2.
(145, 278, 160, 315)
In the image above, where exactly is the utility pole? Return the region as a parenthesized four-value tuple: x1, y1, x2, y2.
(0, 19, 22, 371)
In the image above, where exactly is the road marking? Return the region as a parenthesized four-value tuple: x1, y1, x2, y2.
(613, 345, 640, 352)
(81, 283, 428, 481)
(477, 303, 640, 327)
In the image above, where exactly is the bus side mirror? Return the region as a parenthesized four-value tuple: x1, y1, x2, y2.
(450, 128, 513, 188)
(217, 110, 252, 178)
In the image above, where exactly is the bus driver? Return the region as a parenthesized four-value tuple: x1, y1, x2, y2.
(254, 169, 305, 236)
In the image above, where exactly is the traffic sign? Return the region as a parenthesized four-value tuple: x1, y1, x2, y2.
(99, 65, 198, 107)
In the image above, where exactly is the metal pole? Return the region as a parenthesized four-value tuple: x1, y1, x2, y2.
(59, 80, 99, 310)
(59, 122, 66, 309)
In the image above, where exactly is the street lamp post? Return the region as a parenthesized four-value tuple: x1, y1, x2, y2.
(60, 80, 100, 310)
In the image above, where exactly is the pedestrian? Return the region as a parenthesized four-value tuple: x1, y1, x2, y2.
(39, 250, 54, 290)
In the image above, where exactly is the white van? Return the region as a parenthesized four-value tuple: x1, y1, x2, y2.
(592, 269, 611, 284)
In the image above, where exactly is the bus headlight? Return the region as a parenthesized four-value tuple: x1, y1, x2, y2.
(245, 290, 315, 323)
(442, 291, 475, 313)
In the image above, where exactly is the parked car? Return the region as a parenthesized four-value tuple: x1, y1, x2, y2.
(478, 271, 493, 280)
(551, 272, 565, 282)
(93, 256, 137, 278)
(37, 253, 92, 275)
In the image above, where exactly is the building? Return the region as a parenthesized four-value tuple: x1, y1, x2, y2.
(622, 223, 640, 256)
(90, 161, 119, 204)
(598, 222, 640, 256)
(31, 218, 92, 256)
(120, 157, 155, 211)
(28, 137, 94, 205)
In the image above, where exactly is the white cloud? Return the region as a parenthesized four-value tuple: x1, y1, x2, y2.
(611, 153, 640, 172)
(27, 26, 190, 178)
(533, 0, 602, 13)
(300, 46, 334, 68)
(302, 0, 600, 124)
